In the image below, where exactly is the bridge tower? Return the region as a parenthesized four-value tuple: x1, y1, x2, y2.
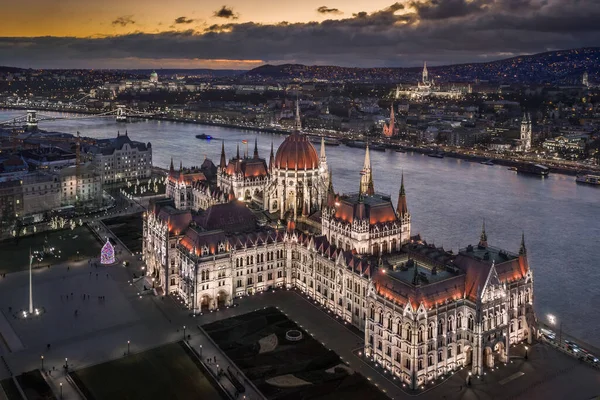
(116, 105, 127, 122)
(26, 110, 38, 129)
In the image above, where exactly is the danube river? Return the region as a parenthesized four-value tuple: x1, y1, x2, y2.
(3, 111, 599, 346)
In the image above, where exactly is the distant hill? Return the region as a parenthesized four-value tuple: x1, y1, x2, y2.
(245, 47, 600, 84)
(0, 66, 25, 73)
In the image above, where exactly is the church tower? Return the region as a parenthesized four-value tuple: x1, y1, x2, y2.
(422, 61, 429, 84)
(520, 113, 532, 152)
(583, 71, 589, 88)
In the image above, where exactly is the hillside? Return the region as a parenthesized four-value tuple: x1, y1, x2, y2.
(245, 48, 600, 84)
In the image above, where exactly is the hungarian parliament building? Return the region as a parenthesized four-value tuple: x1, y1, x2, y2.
(142, 114, 535, 389)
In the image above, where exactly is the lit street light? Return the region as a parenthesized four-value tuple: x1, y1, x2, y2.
(41, 355, 44, 370)
(183, 325, 186, 341)
(60, 382, 63, 399)
(127, 340, 130, 355)
(467, 371, 472, 386)
(200, 345, 203, 357)
(524, 346, 528, 360)
(547, 314, 563, 345)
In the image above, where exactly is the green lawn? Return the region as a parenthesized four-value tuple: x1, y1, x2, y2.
(71, 342, 226, 400)
(0, 225, 102, 274)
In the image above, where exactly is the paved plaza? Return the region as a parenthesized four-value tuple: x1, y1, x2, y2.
(0, 245, 597, 400)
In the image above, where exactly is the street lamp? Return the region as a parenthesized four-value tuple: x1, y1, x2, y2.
(547, 314, 562, 345)
(467, 371, 472, 386)
(183, 325, 186, 341)
(524, 346, 528, 360)
(199, 345, 203, 357)
(127, 340, 130, 355)
(41, 355, 44, 371)
(60, 383, 63, 399)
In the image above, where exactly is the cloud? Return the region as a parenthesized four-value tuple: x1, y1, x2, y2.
(317, 6, 342, 15)
(2, 0, 600, 68)
(174, 16, 195, 24)
(214, 6, 238, 19)
(111, 15, 135, 27)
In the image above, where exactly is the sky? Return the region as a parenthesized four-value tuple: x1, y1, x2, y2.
(0, 0, 599, 69)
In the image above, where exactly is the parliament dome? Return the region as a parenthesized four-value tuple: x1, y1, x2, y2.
(274, 132, 319, 170)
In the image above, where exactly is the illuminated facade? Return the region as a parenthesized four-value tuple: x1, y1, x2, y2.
(144, 127, 535, 389)
(394, 62, 466, 100)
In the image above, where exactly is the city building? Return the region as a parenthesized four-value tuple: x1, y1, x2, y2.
(542, 134, 588, 159)
(143, 129, 535, 389)
(394, 63, 466, 100)
(59, 163, 102, 206)
(21, 171, 61, 217)
(89, 131, 152, 185)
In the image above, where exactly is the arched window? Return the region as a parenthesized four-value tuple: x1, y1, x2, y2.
(428, 323, 434, 339)
(457, 313, 463, 329)
(391, 239, 397, 251)
(428, 354, 433, 366)
(438, 319, 444, 335)
(457, 344, 461, 355)
(468, 315, 474, 330)
(448, 317, 453, 332)
(406, 326, 412, 342)
(438, 352, 443, 362)
(418, 359, 423, 370)
(418, 326, 424, 343)
(370, 307, 375, 320)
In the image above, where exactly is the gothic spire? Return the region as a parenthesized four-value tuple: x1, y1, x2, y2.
(320, 136, 326, 161)
(519, 232, 527, 255)
(253, 137, 259, 159)
(479, 219, 488, 248)
(360, 145, 373, 195)
(397, 171, 409, 218)
(236, 143, 240, 159)
(169, 157, 174, 174)
(294, 100, 302, 131)
(219, 141, 227, 169)
(269, 141, 274, 170)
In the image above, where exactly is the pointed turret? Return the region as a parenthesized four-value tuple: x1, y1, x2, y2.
(236, 143, 240, 159)
(360, 145, 373, 195)
(219, 141, 227, 169)
(320, 137, 326, 161)
(294, 100, 302, 131)
(422, 61, 428, 83)
(253, 137, 259, 159)
(478, 219, 488, 248)
(397, 172, 409, 218)
(519, 232, 527, 255)
(269, 141, 274, 170)
(169, 157, 174, 175)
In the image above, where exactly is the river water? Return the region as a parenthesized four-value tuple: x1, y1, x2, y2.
(3, 110, 599, 346)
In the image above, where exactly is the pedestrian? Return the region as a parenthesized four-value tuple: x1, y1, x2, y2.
(214, 356, 216, 363)
(96, 273, 98, 279)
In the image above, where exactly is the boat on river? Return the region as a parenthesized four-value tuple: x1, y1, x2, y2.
(195, 133, 213, 140)
(516, 163, 549, 176)
(576, 174, 600, 186)
(428, 152, 445, 158)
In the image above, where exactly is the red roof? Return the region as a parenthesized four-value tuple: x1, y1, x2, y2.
(274, 132, 319, 170)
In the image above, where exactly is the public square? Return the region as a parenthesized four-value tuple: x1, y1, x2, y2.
(0, 246, 598, 400)
(0, 226, 101, 274)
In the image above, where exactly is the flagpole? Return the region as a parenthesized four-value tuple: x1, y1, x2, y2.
(29, 248, 33, 314)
